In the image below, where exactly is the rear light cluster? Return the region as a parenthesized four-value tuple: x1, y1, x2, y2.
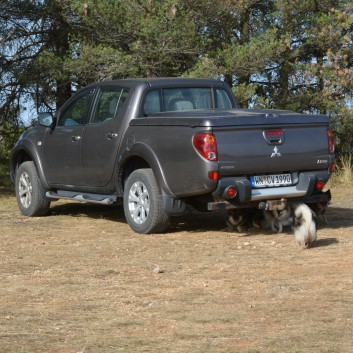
(327, 128, 335, 174)
(193, 133, 218, 161)
(327, 128, 334, 154)
(193, 133, 219, 181)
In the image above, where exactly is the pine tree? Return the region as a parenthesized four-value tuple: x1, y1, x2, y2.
(1, 0, 353, 155)
(0, 0, 81, 120)
(186, 0, 353, 114)
(69, 0, 200, 81)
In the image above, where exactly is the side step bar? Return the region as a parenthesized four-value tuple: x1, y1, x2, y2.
(46, 190, 118, 205)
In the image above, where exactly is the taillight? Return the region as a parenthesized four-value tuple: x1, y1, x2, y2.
(193, 133, 218, 161)
(327, 128, 334, 154)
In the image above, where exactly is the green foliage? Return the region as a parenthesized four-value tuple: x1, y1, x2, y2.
(1, 0, 353, 158)
(70, 0, 200, 80)
(0, 121, 25, 189)
(330, 108, 353, 156)
(0, 122, 25, 159)
(222, 29, 286, 81)
(233, 83, 259, 108)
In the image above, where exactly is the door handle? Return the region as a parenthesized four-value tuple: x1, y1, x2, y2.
(71, 135, 82, 142)
(106, 132, 118, 139)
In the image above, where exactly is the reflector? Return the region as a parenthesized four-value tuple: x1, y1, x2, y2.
(315, 180, 325, 190)
(208, 171, 218, 181)
(226, 187, 237, 198)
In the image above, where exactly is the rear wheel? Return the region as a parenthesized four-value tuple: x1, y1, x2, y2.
(123, 168, 169, 234)
(15, 161, 50, 216)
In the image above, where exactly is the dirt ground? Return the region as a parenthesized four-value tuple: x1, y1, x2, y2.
(0, 184, 353, 353)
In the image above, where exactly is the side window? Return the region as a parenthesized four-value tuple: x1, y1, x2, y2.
(215, 88, 234, 109)
(92, 87, 130, 124)
(115, 89, 129, 115)
(142, 89, 161, 116)
(58, 88, 94, 127)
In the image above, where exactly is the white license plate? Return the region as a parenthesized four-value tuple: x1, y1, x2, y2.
(250, 174, 292, 188)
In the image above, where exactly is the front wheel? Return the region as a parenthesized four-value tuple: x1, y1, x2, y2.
(123, 169, 169, 234)
(15, 161, 51, 217)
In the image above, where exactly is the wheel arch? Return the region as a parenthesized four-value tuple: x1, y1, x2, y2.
(118, 143, 173, 196)
(11, 140, 49, 189)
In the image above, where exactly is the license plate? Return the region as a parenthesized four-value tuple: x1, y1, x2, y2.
(250, 174, 292, 188)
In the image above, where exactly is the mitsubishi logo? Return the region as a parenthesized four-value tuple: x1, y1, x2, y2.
(270, 146, 281, 158)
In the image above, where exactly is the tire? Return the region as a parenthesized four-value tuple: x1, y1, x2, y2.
(15, 161, 51, 217)
(123, 168, 169, 234)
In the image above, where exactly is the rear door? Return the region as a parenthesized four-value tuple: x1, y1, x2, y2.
(81, 86, 130, 186)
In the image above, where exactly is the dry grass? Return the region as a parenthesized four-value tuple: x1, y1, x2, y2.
(1, 184, 353, 353)
(329, 155, 353, 186)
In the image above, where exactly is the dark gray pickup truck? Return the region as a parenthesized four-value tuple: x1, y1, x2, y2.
(10, 78, 335, 233)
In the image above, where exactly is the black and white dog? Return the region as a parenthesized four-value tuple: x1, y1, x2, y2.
(263, 203, 294, 233)
(263, 202, 317, 248)
(226, 201, 318, 248)
(293, 203, 317, 248)
(226, 204, 293, 233)
(226, 208, 263, 232)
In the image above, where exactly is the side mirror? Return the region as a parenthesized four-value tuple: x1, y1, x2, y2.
(38, 112, 54, 127)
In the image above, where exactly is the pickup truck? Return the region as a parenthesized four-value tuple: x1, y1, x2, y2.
(10, 78, 335, 233)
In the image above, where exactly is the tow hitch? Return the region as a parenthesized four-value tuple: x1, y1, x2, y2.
(258, 199, 287, 211)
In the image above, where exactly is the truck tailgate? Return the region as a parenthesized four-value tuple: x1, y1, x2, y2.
(212, 110, 331, 176)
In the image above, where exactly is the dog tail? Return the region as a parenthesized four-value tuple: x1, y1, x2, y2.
(294, 204, 317, 248)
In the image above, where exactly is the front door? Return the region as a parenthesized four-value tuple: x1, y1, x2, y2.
(43, 87, 95, 186)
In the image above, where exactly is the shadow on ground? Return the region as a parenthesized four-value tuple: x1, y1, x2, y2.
(47, 201, 353, 234)
(3, 180, 353, 236)
(49, 201, 126, 222)
(312, 237, 339, 248)
(324, 206, 353, 228)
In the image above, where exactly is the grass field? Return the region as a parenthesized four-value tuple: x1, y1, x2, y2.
(1, 174, 353, 353)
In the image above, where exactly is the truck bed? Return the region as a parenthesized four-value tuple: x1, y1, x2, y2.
(132, 108, 332, 176)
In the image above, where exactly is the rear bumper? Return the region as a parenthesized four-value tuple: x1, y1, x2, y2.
(208, 171, 330, 210)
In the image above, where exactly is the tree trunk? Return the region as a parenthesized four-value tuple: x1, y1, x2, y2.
(50, 8, 72, 110)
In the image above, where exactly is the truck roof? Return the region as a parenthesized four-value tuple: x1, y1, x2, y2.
(92, 77, 229, 89)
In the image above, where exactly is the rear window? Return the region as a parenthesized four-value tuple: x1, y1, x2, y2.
(142, 87, 235, 116)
